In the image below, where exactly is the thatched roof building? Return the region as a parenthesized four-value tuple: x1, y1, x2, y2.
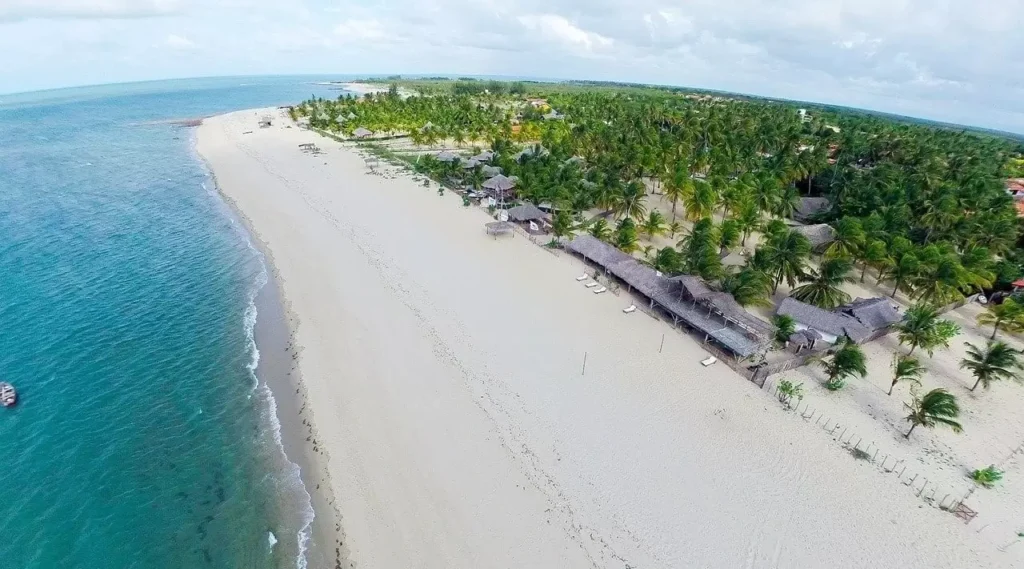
(839, 297, 902, 331)
(481, 165, 502, 177)
(461, 158, 481, 169)
(564, 235, 772, 357)
(471, 150, 494, 162)
(482, 174, 516, 193)
(794, 197, 831, 222)
(434, 150, 459, 162)
(352, 127, 373, 138)
(507, 204, 546, 222)
(792, 223, 836, 250)
(776, 297, 871, 343)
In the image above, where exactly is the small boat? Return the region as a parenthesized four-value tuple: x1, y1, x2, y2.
(0, 382, 16, 407)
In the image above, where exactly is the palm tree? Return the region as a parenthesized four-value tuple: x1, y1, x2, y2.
(640, 210, 666, 240)
(662, 167, 692, 222)
(896, 303, 960, 356)
(881, 252, 920, 298)
(685, 179, 717, 221)
(857, 239, 891, 283)
(721, 268, 773, 307)
(763, 230, 812, 293)
(904, 388, 962, 439)
(823, 217, 865, 260)
(820, 339, 867, 390)
(718, 219, 741, 255)
(889, 356, 924, 396)
(960, 341, 1024, 391)
(773, 314, 796, 344)
(614, 180, 648, 220)
(589, 218, 612, 241)
(734, 200, 761, 246)
(977, 298, 1024, 340)
(552, 210, 574, 239)
(614, 217, 640, 253)
(790, 257, 854, 309)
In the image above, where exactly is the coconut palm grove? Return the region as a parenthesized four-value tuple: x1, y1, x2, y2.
(292, 79, 1024, 314)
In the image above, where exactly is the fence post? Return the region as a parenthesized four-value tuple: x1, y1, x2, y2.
(582, 352, 587, 376)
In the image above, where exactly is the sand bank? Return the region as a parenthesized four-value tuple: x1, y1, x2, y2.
(197, 108, 1009, 568)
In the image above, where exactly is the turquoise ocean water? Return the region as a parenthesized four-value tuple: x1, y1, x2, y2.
(0, 77, 346, 569)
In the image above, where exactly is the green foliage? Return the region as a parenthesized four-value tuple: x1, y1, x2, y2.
(614, 217, 639, 252)
(896, 303, 961, 356)
(977, 298, 1024, 340)
(790, 257, 854, 309)
(888, 355, 924, 395)
(773, 314, 797, 344)
(776, 379, 804, 405)
(971, 465, 1004, 488)
(552, 210, 574, 239)
(640, 210, 667, 239)
(821, 339, 867, 390)
(904, 388, 962, 439)
(650, 247, 683, 275)
(589, 218, 612, 241)
(722, 267, 773, 307)
(960, 340, 1024, 392)
(762, 229, 812, 293)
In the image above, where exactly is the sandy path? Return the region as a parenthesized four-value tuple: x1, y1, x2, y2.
(198, 109, 1007, 569)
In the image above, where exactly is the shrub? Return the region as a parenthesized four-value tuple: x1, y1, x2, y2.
(777, 379, 804, 406)
(971, 465, 1004, 488)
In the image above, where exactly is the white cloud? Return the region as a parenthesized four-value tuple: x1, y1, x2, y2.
(0, 0, 1022, 133)
(518, 13, 613, 54)
(0, 0, 182, 22)
(164, 33, 196, 50)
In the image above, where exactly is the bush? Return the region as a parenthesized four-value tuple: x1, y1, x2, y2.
(971, 465, 1004, 488)
(777, 379, 804, 406)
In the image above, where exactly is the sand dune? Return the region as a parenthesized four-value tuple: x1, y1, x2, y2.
(197, 108, 1010, 569)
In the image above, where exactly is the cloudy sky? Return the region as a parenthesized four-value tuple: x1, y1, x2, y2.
(2, 0, 1022, 132)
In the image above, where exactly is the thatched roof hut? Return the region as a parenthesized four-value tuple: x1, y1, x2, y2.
(776, 297, 870, 343)
(839, 297, 902, 331)
(481, 165, 502, 177)
(352, 127, 373, 138)
(507, 204, 546, 223)
(482, 174, 516, 192)
(434, 150, 459, 162)
(461, 158, 481, 169)
(792, 223, 836, 250)
(471, 150, 494, 162)
(794, 197, 831, 222)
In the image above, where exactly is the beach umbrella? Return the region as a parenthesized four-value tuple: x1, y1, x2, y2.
(482, 174, 516, 192)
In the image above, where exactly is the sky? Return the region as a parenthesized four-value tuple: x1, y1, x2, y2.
(1, 0, 1022, 133)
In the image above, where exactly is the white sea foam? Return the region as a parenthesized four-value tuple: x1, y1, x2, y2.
(268, 531, 278, 549)
(200, 167, 316, 569)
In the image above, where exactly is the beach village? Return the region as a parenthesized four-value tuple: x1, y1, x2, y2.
(291, 80, 1024, 552)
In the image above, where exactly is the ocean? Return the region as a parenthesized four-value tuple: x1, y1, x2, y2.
(0, 76, 346, 569)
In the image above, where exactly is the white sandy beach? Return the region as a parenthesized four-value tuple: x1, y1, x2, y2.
(197, 108, 1014, 568)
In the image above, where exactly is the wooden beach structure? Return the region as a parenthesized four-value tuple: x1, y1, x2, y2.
(1, 382, 17, 407)
(564, 235, 773, 358)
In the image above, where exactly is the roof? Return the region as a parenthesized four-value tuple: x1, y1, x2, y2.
(565, 234, 634, 268)
(353, 127, 372, 138)
(839, 297, 901, 331)
(482, 174, 516, 192)
(485, 221, 514, 235)
(471, 150, 494, 162)
(461, 158, 481, 169)
(434, 151, 459, 162)
(776, 297, 870, 343)
(794, 197, 831, 221)
(791, 223, 836, 248)
(564, 235, 772, 356)
(481, 165, 502, 177)
(1013, 278, 1024, 288)
(507, 204, 546, 222)
(789, 332, 811, 347)
(1006, 179, 1024, 194)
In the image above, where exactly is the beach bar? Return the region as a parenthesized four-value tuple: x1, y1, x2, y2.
(565, 235, 772, 358)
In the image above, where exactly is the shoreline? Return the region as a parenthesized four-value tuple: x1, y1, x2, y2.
(196, 140, 347, 569)
(196, 107, 1011, 568)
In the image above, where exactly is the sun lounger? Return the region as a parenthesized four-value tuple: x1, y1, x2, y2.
(593, 286, 607, 294)
(701, 356, 718, 367)
(623, 305, 636, 313)
(576, 274, 589, 281)
(585, 282, 598, 288)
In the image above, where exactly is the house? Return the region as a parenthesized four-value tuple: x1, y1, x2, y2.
(776, 297, 869, 344)
(1006, 179, 1024, 200)
(507, 204, 547, 223)
(793, 197, 831, 222)
(791, 223, 836, 252)
(352, 127, 373, 138)
(776, 296, 901, 345)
